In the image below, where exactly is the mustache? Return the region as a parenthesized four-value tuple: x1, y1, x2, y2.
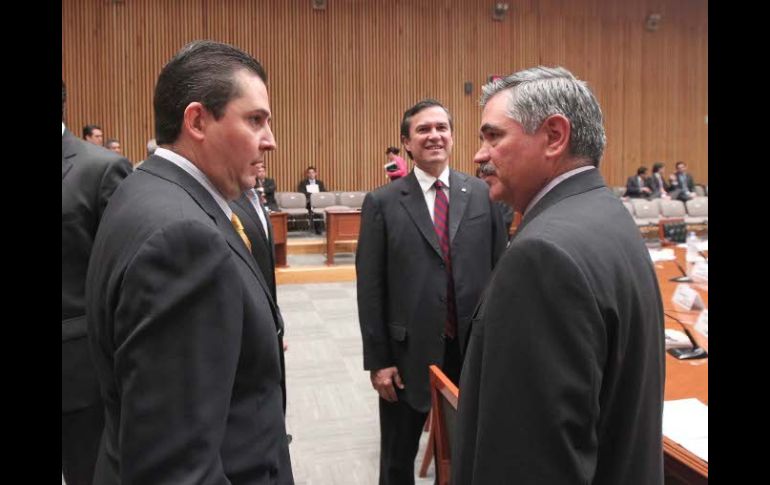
(478, 162, 497, 176)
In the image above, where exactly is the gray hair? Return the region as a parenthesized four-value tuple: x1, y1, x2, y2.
(146, 138, 158, 156)
(480, 66, 606, 166)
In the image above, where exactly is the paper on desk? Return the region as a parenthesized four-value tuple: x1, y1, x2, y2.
(663, 398, 708, 462)
(648, 248, 676, 262)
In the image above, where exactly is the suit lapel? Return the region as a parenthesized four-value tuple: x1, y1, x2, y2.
(448, 170, 470, 243)
(235, 194, 276, 273)
(399, 173, 443, 260)
(139, 157, 271, 300)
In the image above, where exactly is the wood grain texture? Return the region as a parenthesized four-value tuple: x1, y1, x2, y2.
(63, 0, 707, 189)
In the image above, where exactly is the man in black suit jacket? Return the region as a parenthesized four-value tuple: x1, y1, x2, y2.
(255, 162, 279, 211)
(230, 187, 288, 413)
(669, 160, 697, 201)
(86, 41, 293, 484)
(625, 165, 652, 198)
(297, 166, 327, 233)
(62, 81, 132, 485)
(648, 161, 670, 198)
(454, 67, 665, 485)
(356, 99, 506, 485)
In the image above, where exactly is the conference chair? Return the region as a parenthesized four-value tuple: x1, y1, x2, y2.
(337, 191, 366, 210)
(278, 192, 312, 231)
(310, 192, 338, 232)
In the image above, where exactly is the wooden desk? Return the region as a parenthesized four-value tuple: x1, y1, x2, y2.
(269, 212, 288, 268)
(654, 256, 708, 484)
(325, 210, 361, 265)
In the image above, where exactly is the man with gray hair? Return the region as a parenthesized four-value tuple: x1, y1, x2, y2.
(453, 66, 665, 484)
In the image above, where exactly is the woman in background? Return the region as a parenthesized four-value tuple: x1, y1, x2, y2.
(384, 146, 407, 181)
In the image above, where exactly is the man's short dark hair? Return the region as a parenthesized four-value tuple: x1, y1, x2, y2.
(105, 138, 120, 147)
(83, 124, 102, 138)
(652, 162, 665, 173)
(385, 146, 400, 155)
(399, 99, 453, 160)
(637, 166, 648, 176)
(306, 166, 317, 173)
(675, 161, 686, 169)
(154, 40, 268, 145)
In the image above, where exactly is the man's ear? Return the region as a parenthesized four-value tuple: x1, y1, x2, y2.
(401, 134, 412, 154)
(182, 102, 207, 142)
(542, 114, 570, 159)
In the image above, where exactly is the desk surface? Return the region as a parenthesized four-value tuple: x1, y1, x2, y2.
(654, 252, 708, 482)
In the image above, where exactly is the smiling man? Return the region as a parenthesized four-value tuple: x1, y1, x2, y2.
(85, 41, 293, 484)
(453, 67, 665, 485)
(356, 99, 506, 485)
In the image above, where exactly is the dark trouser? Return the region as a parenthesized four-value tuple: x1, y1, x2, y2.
(62, 402, 104, 485)
(378, 337, 462, 485)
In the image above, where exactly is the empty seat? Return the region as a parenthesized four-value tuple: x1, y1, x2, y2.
(685, 197, 708, 224)
(694, 185, 706, 197)
(659, 199, 686, 218)
(631, 199, 660, 227)
(337, 191, 366, 210)
(278, 192, 311, 231)
(310, 192, 338, 231)
(611, 186, 626, 198)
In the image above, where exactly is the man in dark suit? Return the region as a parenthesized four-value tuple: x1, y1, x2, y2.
(85, 41, 293, 484)
(297, 166, 327, 233)
(648, 161, 669, 198)
(255, 161, 279, 211)
(230, 186, 288, 413)
(668, 160, 696, 201)
(625, 165, 652, 198)
(62, 80, 132, 485)
(356, 99, 507, 485)
(453, 67, 665, 485)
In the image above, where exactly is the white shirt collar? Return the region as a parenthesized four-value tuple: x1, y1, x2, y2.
(152, 147, 232, 219)
(62, 122, 65, 137)
(414, 165, 450, 194)
(524, 165, 595, 215)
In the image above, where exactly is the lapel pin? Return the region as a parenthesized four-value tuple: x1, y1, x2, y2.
(461, 187, 467, 192)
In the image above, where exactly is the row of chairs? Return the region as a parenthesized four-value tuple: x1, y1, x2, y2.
(622, 197, 708, 228)
(275, 191, 367, 231)
(611, 184, 707, 198)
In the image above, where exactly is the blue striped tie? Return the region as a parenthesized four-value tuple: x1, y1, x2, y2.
(433, 180, 456, 339)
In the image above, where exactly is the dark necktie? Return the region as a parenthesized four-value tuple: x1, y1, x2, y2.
(433, 180, 456, 339)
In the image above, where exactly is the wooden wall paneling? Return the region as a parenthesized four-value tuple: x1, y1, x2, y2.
(62, 0, 707, 190)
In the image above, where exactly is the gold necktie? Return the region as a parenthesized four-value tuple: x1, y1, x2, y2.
(231, 213, 252, 251)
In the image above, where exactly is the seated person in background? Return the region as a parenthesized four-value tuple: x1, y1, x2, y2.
(668, 161, 696, 201)
(82, 124, 104, 146)
(135, 139, 157, 168)
(254, 161, 278, 211)
(625, 166, 652, 198)
(648, 162, 669, 199)
(384, 146, 408, 181)
(297, 165, 327, 234)
(105, 138, 122, 154)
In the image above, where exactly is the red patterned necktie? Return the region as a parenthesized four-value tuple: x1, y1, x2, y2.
(433, 180, 456, 339)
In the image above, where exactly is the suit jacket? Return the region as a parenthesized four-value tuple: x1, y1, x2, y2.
(648, 172, 668, 198)
(255, 177, 278, 211)
(669, 172, 696, 198)
(356, 170, 507, 412)
(453, 169, 665, 485)
(86, 155, 293, 484)
(297, 178, 326, 196)
(230, 193, 288, 413)
(62, 129, 132, 413)
(624, 175, 649, 198)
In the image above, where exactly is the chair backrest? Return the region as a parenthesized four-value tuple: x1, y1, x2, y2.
(631, 199, 660, 219)
(278, 192, 308, 209)
(686, 197, 708, 217)
(337, 191, 367, 209)
(694, 185, 706, 197)
(659, 199, 686, 218)
(428, 365, 458, 485)
(612, 186, 626, 198)
(622, 201, 635, 216)
(310, 192, 337, 209)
